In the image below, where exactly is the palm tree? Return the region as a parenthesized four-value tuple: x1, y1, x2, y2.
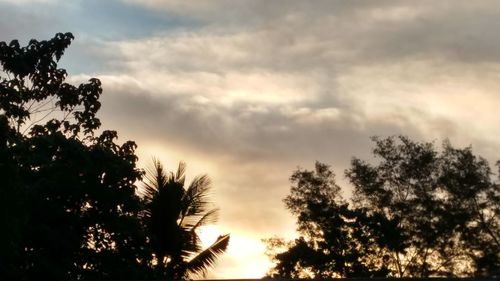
(141, 159, 230, 279)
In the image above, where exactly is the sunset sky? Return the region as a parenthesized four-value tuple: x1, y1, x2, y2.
(3, 0, 500, 278)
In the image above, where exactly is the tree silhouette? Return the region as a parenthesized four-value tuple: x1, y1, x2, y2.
(347, 136, 499, 277)
(141, 159, 230, 279)
(268, 136, 499, 278)
(0, 33, 148, 280)
(265, 162, 404, 278)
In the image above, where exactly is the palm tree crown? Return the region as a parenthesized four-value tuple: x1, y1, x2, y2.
(141, 159, 230, 279)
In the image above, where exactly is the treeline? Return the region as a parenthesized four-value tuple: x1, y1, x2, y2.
(1, 33, 498, 280)
(0, 33, 228, 281)
(265, 137, 499, 278)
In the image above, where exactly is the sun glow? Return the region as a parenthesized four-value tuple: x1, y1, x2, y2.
(196, 225, 272, 278)
(225, 234, 272, 278)
(197, 225, 222, 248)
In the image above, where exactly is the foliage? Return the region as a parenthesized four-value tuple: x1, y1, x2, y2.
(267, 137, 499, 278)
(347, 136, 499, 277)
(141, 159, 230, 279)
(266, 162, 404, 278)
(0, 33, 148, 280)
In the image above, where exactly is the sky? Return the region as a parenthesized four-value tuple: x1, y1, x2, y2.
(3, 0, 500, 278)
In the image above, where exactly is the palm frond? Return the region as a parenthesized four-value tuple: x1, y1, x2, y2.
(183, 208, 219, 231)
(186, 234, 230, 277)
(179, 228, 203, 259)
(181, 175, 212, 221)
(180, 209, 220, 259)
(140, 159, 228, 278)
(142, 157, 168, 204)
(175, 161, 186, 185)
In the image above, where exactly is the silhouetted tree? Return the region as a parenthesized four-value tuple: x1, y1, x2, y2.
(347, 136, 499, 277)
(268, 136, 499, 278)
(265, 162, 404, 278)
(0, 33, 148, 280)
(141, 159, 230, 279)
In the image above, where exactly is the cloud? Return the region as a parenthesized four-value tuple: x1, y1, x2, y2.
(119, 0, 500, 64)
(79, 3, 500, 255)
(0, 1, 61, 42)
(9, 0, 500, 277)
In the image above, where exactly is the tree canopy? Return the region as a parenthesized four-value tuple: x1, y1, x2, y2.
(265, 162, 404, 278)
(266, 136, 499, 278)
(0, 32, 148, 280)
(348, 136, 499, 277)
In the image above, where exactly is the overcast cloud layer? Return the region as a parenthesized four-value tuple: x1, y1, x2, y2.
(3, 0, 500, 277)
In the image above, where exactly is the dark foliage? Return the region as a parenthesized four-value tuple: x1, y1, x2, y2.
(267, 137, 499, 278)
(0, 33, 148, 280)
(141, 160, 230, 279)
(348, 136, 499, 277)
(266, 162, 404, 278)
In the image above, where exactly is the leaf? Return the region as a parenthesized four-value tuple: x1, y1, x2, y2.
(185, 234, 230, 277)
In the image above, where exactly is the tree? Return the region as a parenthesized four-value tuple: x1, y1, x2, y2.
(347, 136, 499, 277)
(0, 33, 147, 280)
(141, 159, 230, 279)
(267, 136, 499, 278)
(265, 162, 404, 278)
